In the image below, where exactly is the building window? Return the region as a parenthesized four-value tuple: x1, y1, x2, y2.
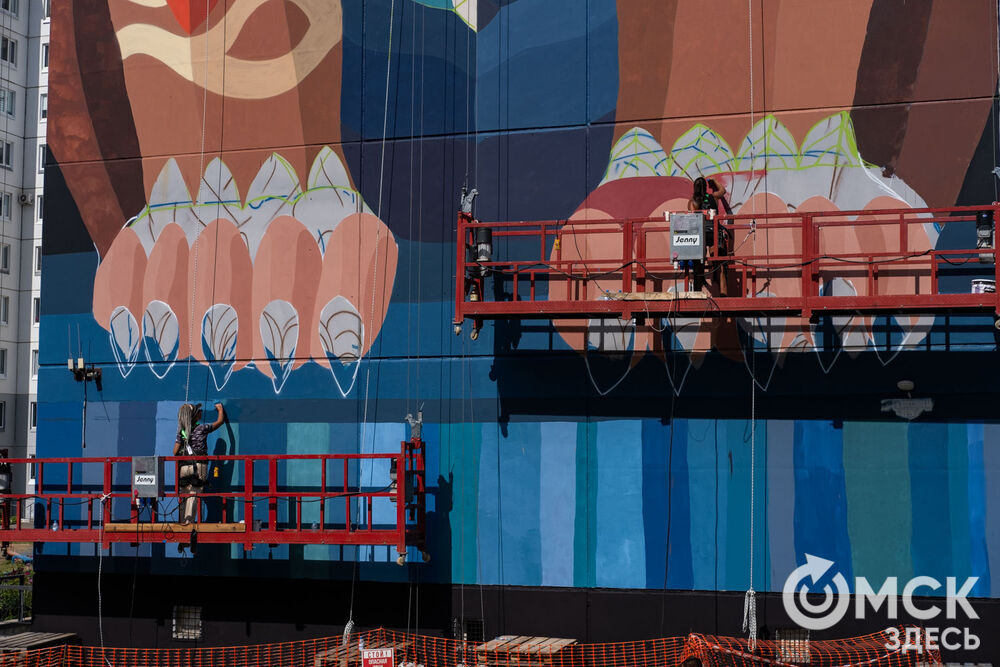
(29, 401, 36, 430)
(0, 348, 6, 376)
(28, 455, 35, 484)
(41, 42, 48, 70)
(0, 88, 13, 117)
(1, 142, 12, 169)
(33, 297, 40, 324)
(0, 0, 17, 16)
(0, 243, 8, 273)
(39, 93, 46, 120)
(42, 0, 48, 19)
(34, 245, 41, 273)
(0, 402, 6, 430)
(0, 193, 9, 220)
(36, 194, 43, 221)
(1, 37, 16, 66)
(38, 144, 46, 173)
(172, 606, 202, 641)
(31, 349, 38, 376)
(0, 296, 8, 325)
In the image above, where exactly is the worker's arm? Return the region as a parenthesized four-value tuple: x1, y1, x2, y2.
(173, 433, 184, 456)
(207, 402, 225, 432)
(707, 179, 727, 200)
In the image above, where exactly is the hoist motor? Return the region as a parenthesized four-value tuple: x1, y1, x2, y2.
(669, 212, 708, 261)
(977, 209, 994, 263)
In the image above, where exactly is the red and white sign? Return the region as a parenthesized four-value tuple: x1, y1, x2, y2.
(362, 648, 394, 667)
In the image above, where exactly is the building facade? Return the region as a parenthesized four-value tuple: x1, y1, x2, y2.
(0, 0, 46, 502)
(34, 0, 1000, 662)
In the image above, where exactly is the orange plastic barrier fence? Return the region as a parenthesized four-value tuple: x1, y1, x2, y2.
(0, 627, 941, 667)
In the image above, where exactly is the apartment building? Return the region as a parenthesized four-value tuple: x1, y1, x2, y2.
(0, 0, 47, 505)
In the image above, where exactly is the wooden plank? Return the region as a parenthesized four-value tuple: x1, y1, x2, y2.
(476, 635, 520, 652)
(103, 522, 246, 533)
(609, 290, 708, 301)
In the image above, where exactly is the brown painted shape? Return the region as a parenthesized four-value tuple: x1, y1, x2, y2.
(252, 217, 323, 372)
(610, 0, 677, 136)
(48, 0, 143, 256)
(191, 219, 253, 369)
(850, 0, 932, 175)
(892, 1, 997, 206)
(142, 223, 190, 358)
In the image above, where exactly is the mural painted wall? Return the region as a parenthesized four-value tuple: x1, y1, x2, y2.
(41, 0, 1000, 597)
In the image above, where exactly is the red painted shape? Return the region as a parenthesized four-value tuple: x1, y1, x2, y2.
(165, 0, 219, 35)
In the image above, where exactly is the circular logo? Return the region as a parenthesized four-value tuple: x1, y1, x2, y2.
(782, 554, 851, 630)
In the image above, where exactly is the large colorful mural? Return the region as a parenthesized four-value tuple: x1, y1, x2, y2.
(41, 0, 1000, 605)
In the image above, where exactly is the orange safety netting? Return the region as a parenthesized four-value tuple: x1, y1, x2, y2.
(0, 627, 941, 667)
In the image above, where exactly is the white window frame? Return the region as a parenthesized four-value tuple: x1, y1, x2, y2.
(2, 295, 11, 325)
(1, 36, 17, 67)
(0, 242, 9, 274)
(0, 193, 9, 220)
(0, 401, 6, 430)
(31, 348, 38, 377)
(38, 144, 46, 173)
(28, 454, 35, 485)
(42, 0, 48, 19)
(36, 194, 43, 221)
(0, 348, 6, 376)
(39, 93, 46, 121)
(0, 0, 18, 18)
(1, 142, 12, 169)
(40, 42, 48, 70)
(0, 88, 14, 118)
(29, 401, 37, 430)
(34, 245, 41, 273)
(32, 296, 40, 324)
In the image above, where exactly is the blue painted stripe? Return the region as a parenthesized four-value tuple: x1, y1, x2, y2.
(767, 421, 796, 591)
(908, 423, 951, 585)
(641, 419, 668, 589)
(666, 419, 693, 589)
(687, 419, 717, 590)
(501, 422, 543, 586)
(477, 423, 501, 584)
(983, 425, 1000, 596)
(539, 422, 576, 586)
(595, 420, 645, 588)
(793, 421, 853, 586)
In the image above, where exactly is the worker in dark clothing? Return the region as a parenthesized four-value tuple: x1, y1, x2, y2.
(174, 402, 225, 525)
(687, 177, 730, 293)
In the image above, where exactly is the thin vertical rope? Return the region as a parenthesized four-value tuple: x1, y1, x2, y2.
(742, 0, 758, 652)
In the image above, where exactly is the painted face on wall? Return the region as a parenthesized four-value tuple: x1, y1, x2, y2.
(51, 0, 397, 394)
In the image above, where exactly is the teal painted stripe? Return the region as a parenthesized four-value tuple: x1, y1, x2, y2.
(842, 421, 913, 584)
(476, 423, 500, 584)
(687, 419, 717, 590)
(947, 423, 972, 583)
(966, 423, 990, 596)
(721, 419, 766, 592)
(594, 420, 645, 588)
(288, 423, 331, 561)
(442, 422, 480, 584)
(573, 422, 598, 587)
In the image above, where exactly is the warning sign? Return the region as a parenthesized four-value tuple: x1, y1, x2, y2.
(362, 648, 394, 667)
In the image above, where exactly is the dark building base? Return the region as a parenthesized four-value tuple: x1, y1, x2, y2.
(31, 571, 1000, 662)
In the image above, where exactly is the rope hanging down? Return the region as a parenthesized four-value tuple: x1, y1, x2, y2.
(741, 0, 759, 651)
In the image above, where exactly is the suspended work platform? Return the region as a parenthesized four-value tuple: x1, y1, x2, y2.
(454, 204, 1000, 335)
(0, 438, 427, 561)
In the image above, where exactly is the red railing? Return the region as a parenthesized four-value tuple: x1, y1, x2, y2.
(454, 205, 1000, 334)
(0, 439, 427, 559)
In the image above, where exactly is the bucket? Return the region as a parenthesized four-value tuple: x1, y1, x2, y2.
(971, 279, 996, 294)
